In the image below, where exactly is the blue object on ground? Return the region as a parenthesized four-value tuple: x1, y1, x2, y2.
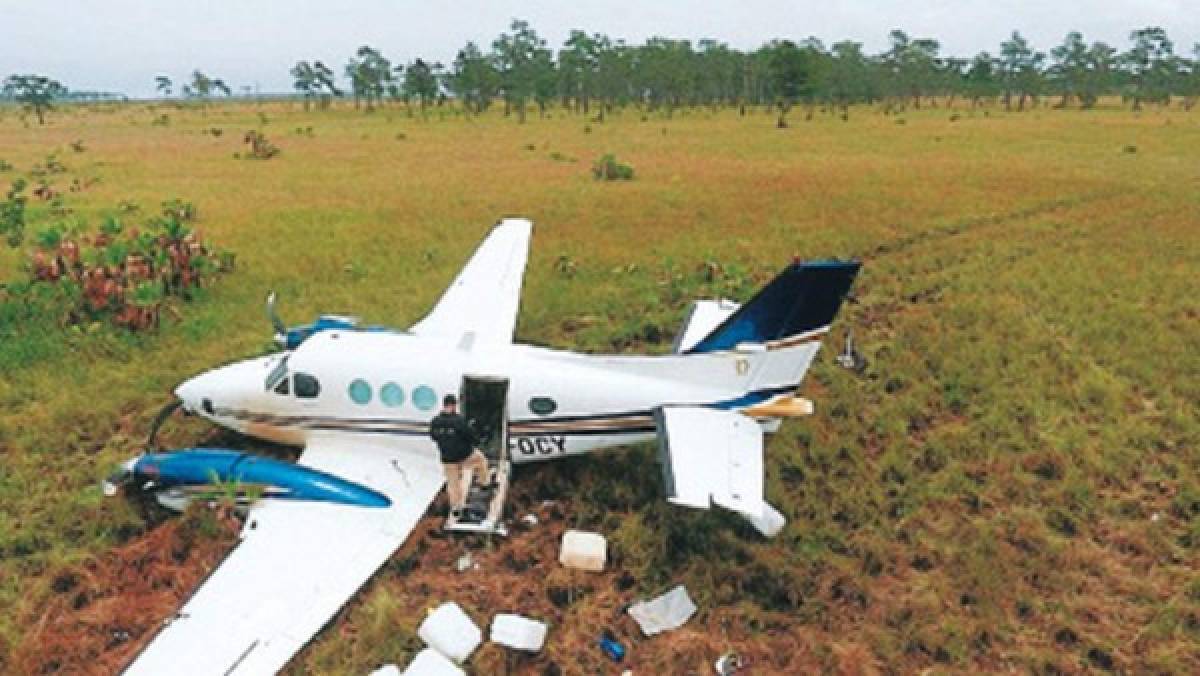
(598, 631, 625, 662)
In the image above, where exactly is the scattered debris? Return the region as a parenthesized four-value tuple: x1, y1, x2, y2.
(490, 613, 548, 652)
(834, 331, 867, 372)
(368, 664, 401, 676)
(560, 529, 607, 572)
(598, 629, 626, 662)
(628, 585, 698, 636)
(715, 651, 744, 674)
(455, 553, 472, 572)
(747, 503, 787, 538)
(520, 513, 539, 526)
(401, 648, 464, 676)
(417, 602, 481, 664)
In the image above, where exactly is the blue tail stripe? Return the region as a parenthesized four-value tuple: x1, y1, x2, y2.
(708, 385, 798, 410)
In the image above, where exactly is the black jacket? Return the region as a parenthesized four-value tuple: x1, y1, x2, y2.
(429, 412, 477, 463)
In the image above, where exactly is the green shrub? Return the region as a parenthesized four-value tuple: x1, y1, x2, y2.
(1, 178, 29, 246)
(16, 199, 232, 331)
(241, 130, 280, 159)
(591, 153, 634, 181)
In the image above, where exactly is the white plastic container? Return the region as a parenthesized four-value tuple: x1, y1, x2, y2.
(628, 585, 697, 636)
(417, 602, 482, 664)
(559, 530, 607, 572)
(368, 665, 401, 676)
(490, 613, 548, 652)
(747, 502, 787, 538)
(402, 648, 465, 676)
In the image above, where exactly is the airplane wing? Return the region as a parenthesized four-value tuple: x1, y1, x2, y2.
(124, 435, 445, 676)
(409, 218, 532, 345)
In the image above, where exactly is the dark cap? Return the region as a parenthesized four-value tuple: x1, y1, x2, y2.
(443, 394, 458, 406)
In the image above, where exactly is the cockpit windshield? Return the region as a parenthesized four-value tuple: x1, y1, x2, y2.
(264, 355, 289, 392)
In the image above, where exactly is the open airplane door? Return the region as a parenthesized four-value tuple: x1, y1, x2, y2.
(444, 375, 510, 535)
(654, 406, 765, 518)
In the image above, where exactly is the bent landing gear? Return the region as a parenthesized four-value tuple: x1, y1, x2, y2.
(444, 375, 510, 536)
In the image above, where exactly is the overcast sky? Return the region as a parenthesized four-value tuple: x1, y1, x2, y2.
(2, 1, 1196, 97)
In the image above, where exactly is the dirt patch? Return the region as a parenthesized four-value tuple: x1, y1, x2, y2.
(11, 507, 239, 674)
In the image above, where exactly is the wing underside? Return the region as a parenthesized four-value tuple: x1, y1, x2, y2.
(123, 437, 444, 676)
(654, 406, 765, 518)
(409, 218, 532, 345)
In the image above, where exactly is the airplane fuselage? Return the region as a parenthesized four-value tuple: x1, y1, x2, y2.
(177, 328, 798, 464)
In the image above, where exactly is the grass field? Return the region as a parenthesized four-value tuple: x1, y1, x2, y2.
(0, 100, 1197, 674)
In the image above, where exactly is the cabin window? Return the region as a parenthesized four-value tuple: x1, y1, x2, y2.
(294, 373, 321, 399)
(380, 382, 404, 407)
(273, 377, 290, 396)
(348, 379, 372, 405)
(412, 385, 437, 411)
(529, 396, 557, 416)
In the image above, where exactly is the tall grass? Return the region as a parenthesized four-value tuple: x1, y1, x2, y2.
(0, 100, 1197, 673)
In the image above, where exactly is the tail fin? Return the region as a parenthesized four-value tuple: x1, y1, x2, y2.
(685, 260, 860, 354)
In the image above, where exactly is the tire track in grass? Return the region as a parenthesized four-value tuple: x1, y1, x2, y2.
(825, 193, 1196, 672)
(859, 188, 1122, 262)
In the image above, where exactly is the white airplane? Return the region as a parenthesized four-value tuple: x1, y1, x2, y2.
(107, 217, 860, 675)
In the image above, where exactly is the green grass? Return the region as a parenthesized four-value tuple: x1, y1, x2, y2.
(0, 100, 1197, 673)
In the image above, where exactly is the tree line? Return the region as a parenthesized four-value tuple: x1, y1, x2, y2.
(3, 22, 1198, 125)
(287, 22, 1197, 123)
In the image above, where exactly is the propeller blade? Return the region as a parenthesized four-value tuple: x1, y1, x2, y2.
(266, 291, 287, 338)
(146, 398, 182, 451)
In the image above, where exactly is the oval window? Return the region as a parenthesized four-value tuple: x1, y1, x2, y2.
(412, 385, 437, 411)
(529, 396, 557, 416)
(380, 382, 404, 407)
(348, 379, 372, 405)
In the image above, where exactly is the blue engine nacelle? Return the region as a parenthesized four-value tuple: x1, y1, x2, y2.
(127, 449, 391, 508)
(266, 292, 400, 350)
(278, 315, 360, 350)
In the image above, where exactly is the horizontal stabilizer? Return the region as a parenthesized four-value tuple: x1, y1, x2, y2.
(654, 406, 764, 518)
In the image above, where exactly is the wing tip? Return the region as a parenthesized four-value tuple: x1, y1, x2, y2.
(496, 216, 534, 234)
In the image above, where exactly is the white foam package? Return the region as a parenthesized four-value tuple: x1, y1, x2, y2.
(628, 585, 698, 636)
(401, 648, 465, 676)
(417, 602, 482, 664)
(559, 529, 607, 572)
(490, 613, 548, 652)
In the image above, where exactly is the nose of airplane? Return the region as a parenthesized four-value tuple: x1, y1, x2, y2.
(175, 370, 217, 416)
(175, 356, 277, 419)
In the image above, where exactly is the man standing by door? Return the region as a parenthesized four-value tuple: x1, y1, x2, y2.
(429, 394, 490, 520)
